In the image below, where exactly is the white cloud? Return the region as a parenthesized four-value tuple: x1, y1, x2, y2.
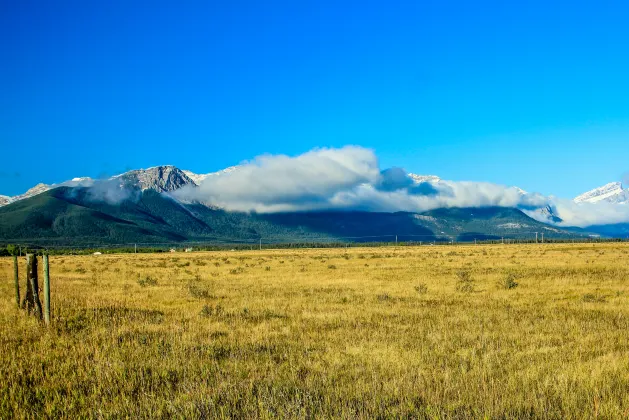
(173, 146, 381, 212)
(86, 179, 138, 205)
(544, 199, 629, 227)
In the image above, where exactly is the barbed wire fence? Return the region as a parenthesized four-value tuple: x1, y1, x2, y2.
(2, 231, 628, 255)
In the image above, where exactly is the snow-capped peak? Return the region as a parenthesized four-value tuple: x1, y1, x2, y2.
(182, 170, 209, 186)
(408, 173, 441, 184)
(574, 182, 628, 204)
(183, 165, 241, 186)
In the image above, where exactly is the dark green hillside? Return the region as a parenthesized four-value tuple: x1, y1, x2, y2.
(0, 189, 183, 245)
(259, 211, 435, 241)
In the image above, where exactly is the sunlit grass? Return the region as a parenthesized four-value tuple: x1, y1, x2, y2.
(2, 243, 629, 418)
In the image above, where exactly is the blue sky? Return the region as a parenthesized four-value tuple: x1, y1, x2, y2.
(1, 0, 628, 197)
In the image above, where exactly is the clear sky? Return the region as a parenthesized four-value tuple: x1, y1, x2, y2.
(1, 0, 628, 197)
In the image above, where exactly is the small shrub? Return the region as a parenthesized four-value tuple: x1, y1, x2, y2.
(200, 304, 213, 317)
(188, 283, 212, 299)
(456, 270, 475, 293)
(328, 264, 337, 270)
(377, 293, 392, 302)
(582, 293, 606, 303)
(457, 282, 475, 293)
(456, 270, 472, 282)
(200, 304, 224, 317)
(499, 273, 519, 290)
(414, 284, 428, 294)
(137, 275, 158, 287)
(265, 266, 271, 271)
(209, 330, 228, 339)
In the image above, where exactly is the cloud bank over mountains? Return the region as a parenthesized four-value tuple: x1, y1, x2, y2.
(169, 145, 629, 227)
(3, 145, 627, 229)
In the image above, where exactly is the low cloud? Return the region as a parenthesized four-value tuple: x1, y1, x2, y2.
(51, 176, 136, 205)
(173, 146, 382, 212)
(537, 199, 629, 227)
(86, 180, 138, 205)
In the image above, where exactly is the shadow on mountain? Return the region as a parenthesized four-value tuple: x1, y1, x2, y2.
(584, 223, 629, 237)
(258, 211, 437, 242)
(423, 207, 524, 221)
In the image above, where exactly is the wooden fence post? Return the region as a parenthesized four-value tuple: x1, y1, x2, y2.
(23, 254, 34, 311)
(26, 254, 43, 320)
(43, 255, 51, 325)
(13, 255, 20, 307)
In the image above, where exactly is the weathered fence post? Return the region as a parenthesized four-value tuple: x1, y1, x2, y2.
(23, 254, 34, 311)
(13, 255, 20, 307)
(43, 254, 51, 325)
(26, 254, 43, 320)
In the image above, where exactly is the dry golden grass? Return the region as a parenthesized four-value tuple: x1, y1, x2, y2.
(2, 243, 629, 418)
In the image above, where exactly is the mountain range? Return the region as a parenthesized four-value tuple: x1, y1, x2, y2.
(3, 166, 626, 207)
(0, 165, 625, 245)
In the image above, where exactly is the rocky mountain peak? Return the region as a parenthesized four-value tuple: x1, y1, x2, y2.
(113, 165, 196, 193)
(0, 195, 12, 206)
(12, 183, 52, 201)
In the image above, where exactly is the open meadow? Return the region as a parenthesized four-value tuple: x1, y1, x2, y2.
(2, 243, 629, 418)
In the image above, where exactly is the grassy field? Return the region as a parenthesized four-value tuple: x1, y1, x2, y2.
(2, 243, 629, 418)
